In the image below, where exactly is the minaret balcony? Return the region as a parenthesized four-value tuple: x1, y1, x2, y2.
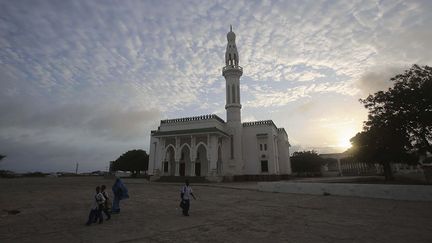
(222, 65, 243, 75)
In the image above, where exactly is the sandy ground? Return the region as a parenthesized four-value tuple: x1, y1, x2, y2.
(1, 177, 432, 243)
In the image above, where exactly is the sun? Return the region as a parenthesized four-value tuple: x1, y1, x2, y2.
(337, 137, 352, 149)
(336, 128, 356, 149)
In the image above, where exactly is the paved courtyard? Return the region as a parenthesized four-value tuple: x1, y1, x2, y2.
(1, 177, 431, 243)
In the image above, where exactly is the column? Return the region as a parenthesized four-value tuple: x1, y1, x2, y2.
(207, 134, 212, 175)
(190, 136, 197, 176)
(152, 142, 157, 174)
(207, 135, 218, 176)
(337, 159, 342, 176)
(158, 139, 165, 175)
(175, 161, 180, 176)
(191, 161, 196, 176)
(272, 136, 279, 174)
(175, 136, 180, 176)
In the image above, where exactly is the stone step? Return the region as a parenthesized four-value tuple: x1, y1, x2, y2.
(156, 176, 209, 183)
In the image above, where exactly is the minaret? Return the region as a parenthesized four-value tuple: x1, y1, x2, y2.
(223, 25, 243, 174)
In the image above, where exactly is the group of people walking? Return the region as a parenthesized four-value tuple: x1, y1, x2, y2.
(86, 178, 129, 226)
(85, 178, 197, 225)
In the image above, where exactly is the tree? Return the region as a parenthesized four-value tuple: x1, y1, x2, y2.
(290, 151, 325, 175)
(349, 127, 416, 180)
(361, 64, 432, 155)
(349, 64, 430, 180)
(110, 150, 149, 175)
(0, 154, 5, 161)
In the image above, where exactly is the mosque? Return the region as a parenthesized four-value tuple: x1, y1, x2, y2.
(148, 26, 291, 181)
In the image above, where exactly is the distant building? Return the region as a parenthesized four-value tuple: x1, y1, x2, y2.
(148, 26, 292, 181)
(319, 152, 347, 176)
(320, 152, 382, 176)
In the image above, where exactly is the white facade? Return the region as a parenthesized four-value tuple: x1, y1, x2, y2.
(148, 27, 291, 180)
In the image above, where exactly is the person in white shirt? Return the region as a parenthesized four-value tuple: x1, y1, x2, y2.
(86, 186, 105, 225)
(180, 179, 196, 216)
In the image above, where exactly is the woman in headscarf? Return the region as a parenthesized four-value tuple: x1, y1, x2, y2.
(111, 178, 129, 213)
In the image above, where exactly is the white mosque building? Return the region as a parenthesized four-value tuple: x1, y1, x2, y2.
(148, 26, 291, 181)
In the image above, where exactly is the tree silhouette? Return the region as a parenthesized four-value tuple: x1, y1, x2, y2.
(349, 127, 416, 180)
(0, 154, 5, 161)
(361, 64, 432, 155)
(290, 151, 324, 175)
(350, 64, 431, 180)
(110, 150, 149, 175)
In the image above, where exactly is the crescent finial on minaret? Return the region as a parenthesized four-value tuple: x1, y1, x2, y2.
(225, 25, 239, 66)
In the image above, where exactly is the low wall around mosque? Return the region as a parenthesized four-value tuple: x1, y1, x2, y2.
(257, 181, 432, 201)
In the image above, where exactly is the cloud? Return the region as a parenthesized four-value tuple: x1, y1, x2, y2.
(0, 133, 141, 173)
(268, 95, 368, 154)
(0, 0, 431, 171)
(0, 99, 160, 138)
(1, 0, 430, 111)
(296, 71, 325, 82)
(246, 81, 357, 108)
(0, 95, 161, 172)
(355, 65, 407, 96)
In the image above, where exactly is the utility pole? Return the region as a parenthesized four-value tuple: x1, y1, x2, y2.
(75, 162, 79, 174)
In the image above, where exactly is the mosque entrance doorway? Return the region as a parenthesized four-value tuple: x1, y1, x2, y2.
(195, 163, 201, 176)
(196, 144, 208, 176)
(180, 145, 191, 176)
(180, 163, 185, 176)
(165, 146, 175, 176)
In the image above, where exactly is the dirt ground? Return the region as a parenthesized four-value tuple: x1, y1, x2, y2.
(1, 177, 431, 243)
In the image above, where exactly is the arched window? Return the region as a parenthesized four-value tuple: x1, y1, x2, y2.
(232, 85, 236, 103)
(233, 54, 237, 65)
(229, 54, 232, 65)
(237, 85, 240, 103)
(227, 85, 231, 104)
(230, 135, 234, 159)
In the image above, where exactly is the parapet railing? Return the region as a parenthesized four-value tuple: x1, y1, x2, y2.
(161, 114, 225, 124)
(277, 128, 286, 133)
(277, 128, 288, 137)
(222, 65, 243, 73)
(242, 120, 276, 128)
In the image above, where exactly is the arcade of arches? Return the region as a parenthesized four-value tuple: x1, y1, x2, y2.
(162, 136, 222, 177)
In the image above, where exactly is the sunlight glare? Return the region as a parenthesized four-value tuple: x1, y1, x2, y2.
(336, 127, 356, 149)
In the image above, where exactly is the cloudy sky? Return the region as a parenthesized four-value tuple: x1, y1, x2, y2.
(1, 0, 431, 172)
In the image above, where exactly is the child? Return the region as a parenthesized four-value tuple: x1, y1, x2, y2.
(100, 185, 111, 220)
(85, 186, 105, 225)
